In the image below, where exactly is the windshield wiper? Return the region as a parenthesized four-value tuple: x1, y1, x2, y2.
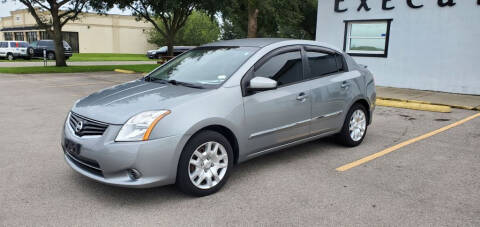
(146, 77, 168, 83)
(145, 77, 204, 89)
(167, 79, 204, 89)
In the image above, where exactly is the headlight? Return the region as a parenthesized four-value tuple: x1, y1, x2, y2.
(116, 110, 171, 142)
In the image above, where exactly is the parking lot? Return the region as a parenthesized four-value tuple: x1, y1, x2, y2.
(0, 72, 479, 226)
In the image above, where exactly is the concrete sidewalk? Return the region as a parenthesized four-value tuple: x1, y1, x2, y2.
(0, 60, 157, 67)
(377, 86, 480, 110)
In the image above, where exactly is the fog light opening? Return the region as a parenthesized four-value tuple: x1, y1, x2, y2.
(127, 169, 142, 180)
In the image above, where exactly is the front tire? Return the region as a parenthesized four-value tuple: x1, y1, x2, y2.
(176, 130, 233, 196)
(7, 53, 14, 61)
(336, 103, 368, 147)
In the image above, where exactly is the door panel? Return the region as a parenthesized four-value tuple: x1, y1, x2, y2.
(243, 84, 311, 154)
(309, 71, 360, 134)
(243, 49, 312, 155)
(305, 50, 359, 134)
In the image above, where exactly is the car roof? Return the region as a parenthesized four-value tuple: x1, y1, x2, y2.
(202, 38, 291, 47)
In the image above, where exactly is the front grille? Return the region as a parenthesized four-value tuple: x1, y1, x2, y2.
(69, 112, 108, 137)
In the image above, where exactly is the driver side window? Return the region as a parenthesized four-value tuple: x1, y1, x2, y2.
(254, 51, 303, 87)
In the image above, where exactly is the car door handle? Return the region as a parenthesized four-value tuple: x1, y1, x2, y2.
(296, 92, 308, 101)
(341, 81, 350, 88)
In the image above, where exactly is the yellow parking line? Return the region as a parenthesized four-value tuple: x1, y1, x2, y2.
(336, 112, 480, 172)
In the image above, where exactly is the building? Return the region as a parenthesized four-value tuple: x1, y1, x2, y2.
(316, 1, 480, 95)
(0, 9, 156, 54)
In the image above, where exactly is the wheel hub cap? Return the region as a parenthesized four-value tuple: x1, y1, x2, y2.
(349, 109, 367, 142)
(188, 141, 228, 190)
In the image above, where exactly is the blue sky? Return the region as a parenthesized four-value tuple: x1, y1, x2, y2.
(0, 0, 130, 18)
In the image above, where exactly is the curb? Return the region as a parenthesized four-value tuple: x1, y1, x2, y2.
(114, 69, 136, 74)
(377, 97, 476, 110)
(376, 99, 451, 113)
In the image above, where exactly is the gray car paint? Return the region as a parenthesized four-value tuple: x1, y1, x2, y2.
(64, 39, 376, 188)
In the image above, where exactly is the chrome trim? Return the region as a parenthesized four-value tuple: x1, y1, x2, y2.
(312, 110, 343, 121)
(249, 119, 311, 139)
(248, 110, 343, 139)
(247, 129, 336, 159)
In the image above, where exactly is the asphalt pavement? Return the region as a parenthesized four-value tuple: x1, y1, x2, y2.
(0, 72, 479, 226)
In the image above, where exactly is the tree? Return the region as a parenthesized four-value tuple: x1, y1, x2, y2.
(147, 11, 220, 47)
(220, 0, 317, 40)
(276, 0, 317, 40)
(91, 0, 222, 56)
(6, 0, 88, 66)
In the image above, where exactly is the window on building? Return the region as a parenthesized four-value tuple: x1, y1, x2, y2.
(14, 32, 25, 41)
(26, 32, 38, 43)
(255, 51, 303, 86)
(4, 32, 13, 41)
(343, 19, 392, 57)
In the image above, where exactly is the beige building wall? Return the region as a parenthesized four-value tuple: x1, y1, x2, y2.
(0, 9, 156, 54)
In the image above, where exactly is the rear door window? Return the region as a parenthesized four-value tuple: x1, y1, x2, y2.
(305, 51, 339, 79)
(18, 42, 29, 48)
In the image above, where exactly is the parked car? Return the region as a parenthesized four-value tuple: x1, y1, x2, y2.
(0, 41, 30, 60)
(62, 39, 376, 196)
(147, 46, 195, 59)
(28, 40, 73, 60)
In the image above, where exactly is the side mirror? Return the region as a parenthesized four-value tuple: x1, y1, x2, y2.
(248, 77, 277, 91)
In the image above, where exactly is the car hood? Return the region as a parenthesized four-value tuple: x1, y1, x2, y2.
(72, 79, 209, 124)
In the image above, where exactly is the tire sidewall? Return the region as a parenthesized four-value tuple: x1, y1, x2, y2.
(7, 53, 14, 61)
(177, 130, 234, 196)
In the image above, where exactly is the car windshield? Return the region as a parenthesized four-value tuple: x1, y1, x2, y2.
(148, 46, 258, 86)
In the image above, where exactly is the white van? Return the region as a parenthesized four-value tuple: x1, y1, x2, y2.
(0, 41, 30, 60)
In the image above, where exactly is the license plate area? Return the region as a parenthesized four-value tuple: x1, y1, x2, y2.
(64, 138, 81, 156)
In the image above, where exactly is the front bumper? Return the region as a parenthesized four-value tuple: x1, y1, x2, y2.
(62, 120, 183, 188)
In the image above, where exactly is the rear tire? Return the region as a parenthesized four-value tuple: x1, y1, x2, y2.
(176, 130, 233, 197)
(336, 103, 368, 147)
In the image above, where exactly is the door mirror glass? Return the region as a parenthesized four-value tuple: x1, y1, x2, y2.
(249, 77, 277, 91)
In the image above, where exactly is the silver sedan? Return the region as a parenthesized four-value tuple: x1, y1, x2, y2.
(62, 38, 376, 196)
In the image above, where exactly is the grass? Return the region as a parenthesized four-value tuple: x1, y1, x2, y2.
(0, 64, 159, 74)
(68, 53, 151, 61)
(0, 53, 152, 62)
